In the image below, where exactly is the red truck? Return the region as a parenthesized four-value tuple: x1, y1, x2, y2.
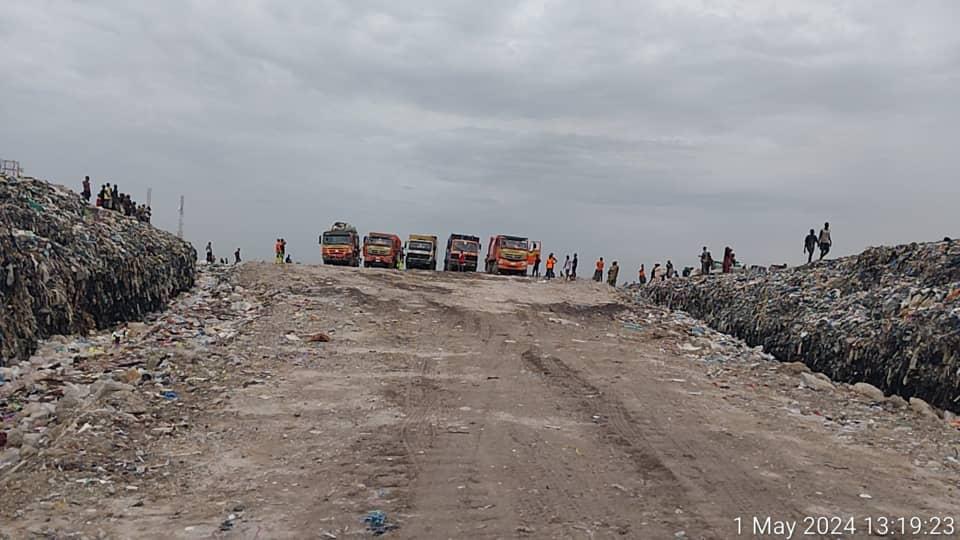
(363, 232, 404, 268)
(485, 235, 530, 275)
(320, 222, 361, 267)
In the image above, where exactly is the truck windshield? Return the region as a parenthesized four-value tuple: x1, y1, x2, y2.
(502, 239, 528, 250)
(452, 240, 479, 253)
(409, 241, 432, 252)
(368, 236, 393, 246)
(323, 234, 351, 245)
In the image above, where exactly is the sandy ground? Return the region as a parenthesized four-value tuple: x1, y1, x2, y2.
(2, 263, 958, 539)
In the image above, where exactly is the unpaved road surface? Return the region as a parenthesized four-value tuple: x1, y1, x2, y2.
(2, 263, 958, 539)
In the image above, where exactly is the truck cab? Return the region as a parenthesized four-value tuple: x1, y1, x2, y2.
(485, 235, 530, 275)
(321, 222, 361, 267)
(405, 234, 438, 270)
(444, 234, 481, 272)
(363, 232, 403, 268)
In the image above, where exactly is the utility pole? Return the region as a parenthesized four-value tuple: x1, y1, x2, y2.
(177, 195, 184, 239)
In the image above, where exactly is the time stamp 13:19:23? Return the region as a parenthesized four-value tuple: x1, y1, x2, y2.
(734, 515, 956, 537)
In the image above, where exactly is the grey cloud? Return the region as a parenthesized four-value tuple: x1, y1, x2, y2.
(1, 0, 958, 280)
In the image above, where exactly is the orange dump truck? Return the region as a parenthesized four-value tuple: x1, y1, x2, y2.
(485, 235, 529, 275)
(363, 232, 404, 268)
(320, 222, 361, 266)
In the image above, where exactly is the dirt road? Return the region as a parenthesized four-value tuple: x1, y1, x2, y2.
(3, 264, 958, 539)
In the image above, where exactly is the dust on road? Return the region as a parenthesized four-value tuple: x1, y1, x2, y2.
(2, 263, 958, 539)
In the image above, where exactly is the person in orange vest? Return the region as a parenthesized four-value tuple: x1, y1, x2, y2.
(545, 252, 557, 279)
(638, 264, 647, 284)
(593, 257, 604, 282)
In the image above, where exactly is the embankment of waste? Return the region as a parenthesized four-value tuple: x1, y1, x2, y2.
(636, 240, 960, 413)
(0, 174, 196, 365)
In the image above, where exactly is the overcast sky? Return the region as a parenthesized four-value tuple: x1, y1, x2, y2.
(2, 1, 958, 278)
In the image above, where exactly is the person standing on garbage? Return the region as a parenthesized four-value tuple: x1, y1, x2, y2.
(804, 229, 819, 263)
(593, 257, 605, 282)
(102, 184, 113, 210)
(274, 239, 283, 264)
(638, 264, 647, 284)
(234, 248, 241, 264)
(818, 222, 832, 260)
(570, 253, 578, 280)
(700, 247, 713, 275)
(651, 263, 664, 282)
(81, 176, 91, 203)
(562, 255, 572, 279)
(722, 247, 736, 273)
(544, 253, 557, 279)
(205, 242, 214, 264)
(666, 260, 675, 279)
(531, 252, 541, 277)
(606, 261, 619, 286)
(280, 238, 287, 260)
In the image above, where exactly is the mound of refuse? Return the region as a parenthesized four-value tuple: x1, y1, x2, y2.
(635, 240, 960, 413)
(0, 174, 196, 366)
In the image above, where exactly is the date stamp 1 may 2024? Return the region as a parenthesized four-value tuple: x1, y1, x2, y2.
(734, 515, 956, 538)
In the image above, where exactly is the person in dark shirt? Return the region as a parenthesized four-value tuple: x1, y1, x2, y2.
(81, 176, 91, 203)
(804, 229, 819, 263)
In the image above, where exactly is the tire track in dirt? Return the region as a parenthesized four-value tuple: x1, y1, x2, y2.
(520, 347, 713, 536)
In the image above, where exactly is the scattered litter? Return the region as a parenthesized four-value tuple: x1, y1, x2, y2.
(306, 332, 331, 343)
(284, 334, 302, 342)
(363, 510, 398, 535)
(160, 391, 179, 401)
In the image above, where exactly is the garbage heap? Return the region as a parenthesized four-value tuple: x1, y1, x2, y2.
(636, 240, 960, 413)
(0, 174, 196, 366)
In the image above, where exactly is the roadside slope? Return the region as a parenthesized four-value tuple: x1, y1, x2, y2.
(0, 174, 196, 365)
(638, 239, 960, 412)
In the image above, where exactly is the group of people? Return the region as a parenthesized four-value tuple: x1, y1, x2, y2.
(533, 253, 579, 280)
(591, 257, 620, 286)
(83, 176, 151, 223)
(204, 242, 243, 265)
(804, 222, 833, 263)
(274, 238, 292, 264)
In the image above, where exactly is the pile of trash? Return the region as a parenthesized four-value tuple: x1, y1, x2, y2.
(0, 174, 196, 366)
(635, 239, 960, 413)
(0, 265, 261, 495)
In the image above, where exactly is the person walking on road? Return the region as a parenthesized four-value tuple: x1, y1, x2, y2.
(593, 257, 605, 282)
(638, 264, 647, 284)
(545, 253, 557, 280)
(700, 247, 713, 275)
(570, 253, 578, 280)
(606, 261, 619, 287)
(804, 229, 819, 263)
(818, 222, 832, 260)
